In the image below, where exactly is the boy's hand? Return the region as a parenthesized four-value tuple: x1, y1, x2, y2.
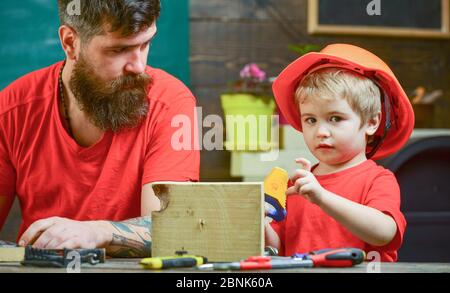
(286, 158, 326, 205)
(264, 203, 275, 224)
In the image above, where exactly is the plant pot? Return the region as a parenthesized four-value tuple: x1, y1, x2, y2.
(221, 93, 277, 151)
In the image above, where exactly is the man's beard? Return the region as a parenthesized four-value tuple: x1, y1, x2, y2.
(69, 55, 151, 132)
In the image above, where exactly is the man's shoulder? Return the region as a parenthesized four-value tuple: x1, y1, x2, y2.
(145, 66, 195, 104)
(0, 62, 61, 115)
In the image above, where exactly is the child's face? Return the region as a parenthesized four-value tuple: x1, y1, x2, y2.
(300, 97, 377, 166)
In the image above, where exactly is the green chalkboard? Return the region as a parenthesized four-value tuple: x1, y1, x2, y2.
(0, 0, 190, 90)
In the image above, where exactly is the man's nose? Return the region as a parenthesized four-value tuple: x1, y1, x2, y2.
(124, 51, 146, 75)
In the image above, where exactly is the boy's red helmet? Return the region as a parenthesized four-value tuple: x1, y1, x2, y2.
(273, 43, 415, 160)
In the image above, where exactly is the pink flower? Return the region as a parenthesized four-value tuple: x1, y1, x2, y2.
(240, 64, 252, 79)
(240, 63, 266, 82)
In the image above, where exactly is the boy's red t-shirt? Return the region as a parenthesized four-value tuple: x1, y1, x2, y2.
(0, 62, 200, 238)
(271, 160, 406, 262)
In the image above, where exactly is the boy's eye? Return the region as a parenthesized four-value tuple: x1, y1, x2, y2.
(330, 116, 342, 122)
(304, 117, 316, 124)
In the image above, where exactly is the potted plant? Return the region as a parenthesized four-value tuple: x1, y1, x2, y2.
(221, 63, 277, 151)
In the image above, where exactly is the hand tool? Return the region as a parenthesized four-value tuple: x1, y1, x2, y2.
(21, 246, 105, 268)
(1, 241, 106, 266)
(198, 248, 365, 270)
(200, 255, 313, 271)
(264, 167, 289, 222)
(141, 251, 207, 270)
(303, 248, 366, 267)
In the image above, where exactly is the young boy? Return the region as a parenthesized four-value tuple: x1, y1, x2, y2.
(266, 44, 415, 262)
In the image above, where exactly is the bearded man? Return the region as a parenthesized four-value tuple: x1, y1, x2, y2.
(0, 0, 199, 257)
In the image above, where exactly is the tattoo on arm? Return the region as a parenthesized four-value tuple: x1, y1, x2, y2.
(107, 216, 152, 258)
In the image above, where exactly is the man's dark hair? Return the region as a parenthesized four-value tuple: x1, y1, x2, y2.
(57, 0, 161, 41)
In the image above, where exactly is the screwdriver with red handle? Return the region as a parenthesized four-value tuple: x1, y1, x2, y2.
(207, 248, 366, 270)
(302, 248, 366, 268)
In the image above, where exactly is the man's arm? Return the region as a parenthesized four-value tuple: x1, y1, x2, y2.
(19, 184, 161, 258)
(101, 216, 153, 258)
(102, 183, 160, 257)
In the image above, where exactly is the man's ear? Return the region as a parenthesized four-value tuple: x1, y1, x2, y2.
(58, 25, 79, 61)
(365, 112, 381, 136)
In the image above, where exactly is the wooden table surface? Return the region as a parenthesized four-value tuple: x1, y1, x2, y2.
(1, 259, 450, 273)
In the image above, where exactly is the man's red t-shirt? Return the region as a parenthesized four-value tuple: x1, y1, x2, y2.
(271, 160, 406, 262)
(0, 62, 200, 238)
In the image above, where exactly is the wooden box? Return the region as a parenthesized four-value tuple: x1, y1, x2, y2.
(151, 182, 264, 262)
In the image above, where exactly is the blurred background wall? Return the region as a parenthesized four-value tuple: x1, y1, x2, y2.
(190, 0, 450, 262)
(190, 0, 450, 181)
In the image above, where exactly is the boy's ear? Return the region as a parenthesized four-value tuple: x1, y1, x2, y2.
(365, 112, 381, 136)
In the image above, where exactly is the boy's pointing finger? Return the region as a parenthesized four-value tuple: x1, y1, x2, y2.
(295, 158, 312, 172)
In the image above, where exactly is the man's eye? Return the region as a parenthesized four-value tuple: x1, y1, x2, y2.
(111, 48, 125, 54)
(141, 42, 151, 51)
(330, 116, 342, 122)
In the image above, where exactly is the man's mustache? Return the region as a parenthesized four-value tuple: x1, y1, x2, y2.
(107, 73, 151, 93)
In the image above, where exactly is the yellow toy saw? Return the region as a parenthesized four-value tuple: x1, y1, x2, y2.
(264, 167, 289, 222)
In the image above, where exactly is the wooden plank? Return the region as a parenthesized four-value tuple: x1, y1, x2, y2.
(190, 20, 450, 88)
(190, 0, 306, 21)
(190, 21, 301, 87)
(151, 183, 264, 262)
(189, 0, 450, 89)
(0, 247, 24, 262)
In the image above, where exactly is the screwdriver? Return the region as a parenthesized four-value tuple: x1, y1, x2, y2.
(141, 253, 207, 269)
(206, 257, 313, 271)
(303, 248, 366, 267)
(199, 248, 365, 270)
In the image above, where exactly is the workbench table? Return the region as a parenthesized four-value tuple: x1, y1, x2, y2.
(1, 259, 449, 273)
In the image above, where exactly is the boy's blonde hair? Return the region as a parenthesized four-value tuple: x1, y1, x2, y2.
(295, 68, 381, 127)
